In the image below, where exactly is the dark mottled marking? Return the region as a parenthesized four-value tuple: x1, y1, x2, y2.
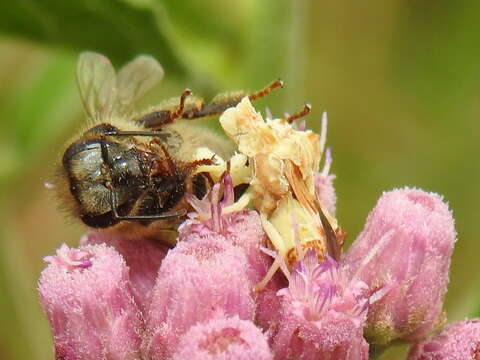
(233, 183, 249, 201)
(192, 173, 208, 199)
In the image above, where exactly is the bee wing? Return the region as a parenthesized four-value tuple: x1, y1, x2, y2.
(76, 52, 118, 120)
(116, 55, 164, 114)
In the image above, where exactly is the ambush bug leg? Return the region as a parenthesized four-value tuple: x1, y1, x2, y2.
(285, 103, 312, 123)
(254, 246, 291, 293)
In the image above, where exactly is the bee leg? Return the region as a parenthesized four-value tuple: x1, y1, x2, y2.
(109, 188, 187, 220)
(136, 89, 192, 128)
(147, 142, 178, 178)
(181, 79, 284, 120)
(284, 103, 312, 123)
(171, 88, 192, 120)
(248, 79, 284, 101)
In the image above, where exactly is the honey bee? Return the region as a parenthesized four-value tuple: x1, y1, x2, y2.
(55, 52, 282, 245)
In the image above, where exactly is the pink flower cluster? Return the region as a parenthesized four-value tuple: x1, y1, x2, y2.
(39, 165, 476, 359)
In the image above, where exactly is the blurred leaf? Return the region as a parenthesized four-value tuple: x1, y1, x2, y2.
(242, 0, 291, 88)
(143, 0, 292, 94)
(0, 0, 295, 97)
(12, 55, 78, 159)
(0, 48, 81, 182)
(156, 0, 250, 85)
(0, 0, 187, 77)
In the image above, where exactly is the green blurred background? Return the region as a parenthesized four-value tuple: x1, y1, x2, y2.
(0, 0, 479, 358)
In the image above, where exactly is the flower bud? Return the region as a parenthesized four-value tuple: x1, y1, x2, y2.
(81, 232, 168, 311)
(144, 238, 255, 359)
(38, 244, 143, 360)
(408, 319, 480, 359)
(173, 316, 273, 360)
(343, 188, 456, 344)
(272, 250, 369, 360)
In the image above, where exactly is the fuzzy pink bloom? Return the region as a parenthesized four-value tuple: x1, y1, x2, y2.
(81, 232, 168, 311)
(144, 238, 256, 359)
(254, 271, 287, 342)
(408, 319, 480, 360)
(343, 188, 456, 344)
(181, 175, 259, 253)
(272, 250, 369, 360)
(180, 210, 269, 284)
(172, 316, 273, 360)
(38, 244, 143, 360)
(182, 173, 237, 234)
(182, 210, 286, 336)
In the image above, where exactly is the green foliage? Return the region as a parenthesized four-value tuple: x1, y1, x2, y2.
(0, 0, 186, 74)
(0, 0, 291, 90)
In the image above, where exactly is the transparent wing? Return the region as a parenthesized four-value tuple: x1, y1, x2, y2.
(76, 52, 117, 120)
(116, 55, 164, 114)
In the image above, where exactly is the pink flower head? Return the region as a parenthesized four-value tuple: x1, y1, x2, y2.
(272, 250, 369, 360)
(173, 316, 273, 360)
(81, 232, 168, 311)
(182, 209, 287, 336)
(43, 243, 94, 271)
(181, 206, 270, 281)
(38, 243, 143, 360)
(144, 237, 256, 359)
(182, 175, 287, 338)
(343, 188, 456, 344)
(408, 319, 480, 360)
